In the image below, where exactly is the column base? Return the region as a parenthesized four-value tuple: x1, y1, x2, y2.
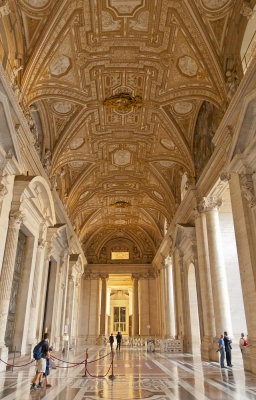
(201, 336, 219, 362)
(0, 346, 8, 372)
(242, 340, 256, 373)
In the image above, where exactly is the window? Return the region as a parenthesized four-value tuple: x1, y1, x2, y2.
(113, 306, 126, 332)
(111, 251, 129, 260)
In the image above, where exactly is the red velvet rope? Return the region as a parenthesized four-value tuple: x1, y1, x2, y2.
(0, 358, 35, 368)
(85, 361, 112, 378)
(51, 355, 85, 365)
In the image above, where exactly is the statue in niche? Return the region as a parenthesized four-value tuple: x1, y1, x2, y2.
(43, 149, 52, 173)
(133, 246, 140, 261)
(193, 101, 222, 180)
(180, 170, 190, 200)
(99, 246, 107, 263)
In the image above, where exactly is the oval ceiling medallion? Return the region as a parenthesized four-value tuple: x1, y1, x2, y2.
(202, 0, 229, 9)
(160, 139, 175, 151)
(173, 102, 193, 114)
(159, 161, 174, 168)
(53, 102, 73, 114)
(49, 55, 71, 76)
(80, 191, 89, 200)
(69, 138, 84, 150)
(153, 191, 163, 200)
(69, 161, 84, 168)
(25, 0, 49, 7)
(177, 56, 198, 77)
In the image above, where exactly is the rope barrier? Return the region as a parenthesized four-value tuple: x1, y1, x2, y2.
(0, 348, 116, 379)
(86, 361, 112, 378)
(0, 358, 35, 368)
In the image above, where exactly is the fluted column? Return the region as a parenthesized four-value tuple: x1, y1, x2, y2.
(194, 208, 216, 360)
(160, 263, 167, 337)
(0, 211, 24, 348)
(200, 197, 232, 336)
(65, 275, 75, 341)
(27, 238, 47, 347)
(100, 274, 108, 335)
(166, 258, 176, 337)
(132, 274, 139, 336)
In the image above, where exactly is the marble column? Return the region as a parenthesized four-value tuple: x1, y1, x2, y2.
(229, 172, 256, 373)
(132, 274, 139, 336)
(27, 238, 47, 351)
(100, 274, 108, 336)
(65, 275, 75, 343)
(59, 252, 69, 347)
(160, 264, 167, 337)
(139, 276, 150, 336)
(167, 259, 176, 337)
(173, 250, 185, 339)
(200, 197, 232, 337)
(194, 209, 216, 360)
(0, 211, 24, 365)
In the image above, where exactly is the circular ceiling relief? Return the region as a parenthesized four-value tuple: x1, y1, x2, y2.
(49, 55, 71, 76)
(25, 0, 49, 7)
(113, 149, 131, 166)
(53, 102, 73, 114)
(202, 0, 229, 9)
(177, 56, 198, 77)
(160, 139, 175, 151)
(173, 102, 193, 114)
(69, 138, 84, 150)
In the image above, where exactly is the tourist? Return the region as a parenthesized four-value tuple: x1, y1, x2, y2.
(43, 346, 53, 388)
(109, 333, 114, 350)
(31, 333, 50, 390)
(224, 331, 232, 367)
(116, 331, 122, 352)
(239, 332, 248, 353)
(218, 334, 226, 368)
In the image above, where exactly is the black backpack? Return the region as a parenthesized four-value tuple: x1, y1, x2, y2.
(33, 341, 46, 360)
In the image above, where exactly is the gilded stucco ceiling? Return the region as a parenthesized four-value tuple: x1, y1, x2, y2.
(9, 0, 246, 263)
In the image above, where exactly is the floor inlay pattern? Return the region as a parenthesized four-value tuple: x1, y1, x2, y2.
(0, 346, 255, 399)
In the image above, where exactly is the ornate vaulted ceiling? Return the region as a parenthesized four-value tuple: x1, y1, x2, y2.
(10, 0, 246, 263)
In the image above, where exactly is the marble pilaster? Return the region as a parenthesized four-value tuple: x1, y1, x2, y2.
(100, 274, 108, 336)
(0, 211, 24, 360)
(132, 274, 139, 336)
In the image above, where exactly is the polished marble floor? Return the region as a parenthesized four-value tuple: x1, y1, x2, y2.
(0, 345, 256, 399)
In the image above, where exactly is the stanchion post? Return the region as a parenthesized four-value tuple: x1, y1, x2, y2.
(109, 348, 116, 380)
(12, 346, 16, 372)
(83, 348, 88, 377)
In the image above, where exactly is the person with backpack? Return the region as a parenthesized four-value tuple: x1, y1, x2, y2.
(109, 333, 114, 350)
(116, 331, 122, 352)
(31, 333, 50, 390)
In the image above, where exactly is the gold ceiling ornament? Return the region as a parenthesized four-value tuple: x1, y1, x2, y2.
(110, 200, 131, 208)
(103, 92, 143, 112)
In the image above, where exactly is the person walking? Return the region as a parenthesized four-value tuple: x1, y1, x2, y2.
(224, 331, 232, 367)
(116, 331, 122, 352)
(218, 334, 226, 368)
(31, 333, 50, 390)
(109, 333, 114, 350)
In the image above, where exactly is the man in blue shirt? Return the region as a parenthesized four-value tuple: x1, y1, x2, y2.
(218, 334, 226, 368)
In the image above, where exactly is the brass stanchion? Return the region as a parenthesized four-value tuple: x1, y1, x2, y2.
(83, 348, 88, 377)
(108, 348, 116, 380)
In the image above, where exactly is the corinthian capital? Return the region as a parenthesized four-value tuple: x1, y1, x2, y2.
(9, 210, 24, 228)
(198, 196, 222, 213)
(240, 173, 256, 209)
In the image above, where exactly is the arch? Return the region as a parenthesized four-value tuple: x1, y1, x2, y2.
(12, 175, 56, 226)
